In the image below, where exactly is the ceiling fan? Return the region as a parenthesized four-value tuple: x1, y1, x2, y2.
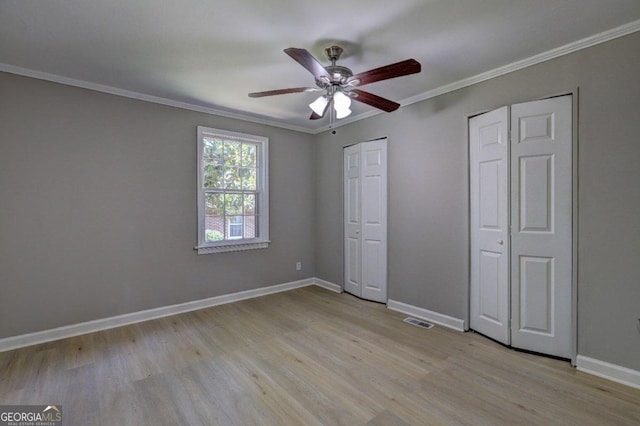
(248, 46, 421, 121)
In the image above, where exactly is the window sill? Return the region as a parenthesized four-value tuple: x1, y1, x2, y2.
(195, 241, 270, 255)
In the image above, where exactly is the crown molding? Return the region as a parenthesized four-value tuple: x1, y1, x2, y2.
(0, 63, 316, 134)
(401, 18, 640, 108)
(2, 18, 639, 135)
(305, 18, 640, 135)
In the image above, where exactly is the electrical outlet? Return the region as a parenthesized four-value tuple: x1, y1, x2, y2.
(296, 261, 302, 271)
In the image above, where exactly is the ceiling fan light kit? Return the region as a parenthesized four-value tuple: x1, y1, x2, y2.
(309, 95, 329, 116)
(333, 91, 352, 119)
(248, 45, 421, 129)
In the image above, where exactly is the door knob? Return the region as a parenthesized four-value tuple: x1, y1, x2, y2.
(498, 239, 504, 245)
(356, 230, 360, 234)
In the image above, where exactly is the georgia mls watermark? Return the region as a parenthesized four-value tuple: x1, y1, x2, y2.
(0, 405, 62, 426)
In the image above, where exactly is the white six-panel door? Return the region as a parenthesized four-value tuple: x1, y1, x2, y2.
(469, 96, 572, 358)
(344, 144, 361, 296)
(470, 107, 511, 344)
(510, 96, 572, 358)
(344, 139, 388, 303)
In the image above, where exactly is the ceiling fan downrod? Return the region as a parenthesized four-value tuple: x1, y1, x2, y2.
(325, 45, 343, 64)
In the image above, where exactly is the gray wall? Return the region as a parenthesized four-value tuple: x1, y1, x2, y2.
(1, 31, 639, 374)
(315, 31, 640, 371)
(0, 73, 316, 338)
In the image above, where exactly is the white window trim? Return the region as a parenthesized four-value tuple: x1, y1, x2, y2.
(195, 126, 269, 255)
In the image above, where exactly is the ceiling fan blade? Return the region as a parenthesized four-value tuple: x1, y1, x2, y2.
(310, 99, 331, 120)
(347, 59, 421, 87)
(248, 87, 321, 98)
(350, 89, 400, 112)
(284, 48, 331, 81)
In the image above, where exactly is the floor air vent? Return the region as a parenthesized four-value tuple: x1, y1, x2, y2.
(403, 317, 434, 329)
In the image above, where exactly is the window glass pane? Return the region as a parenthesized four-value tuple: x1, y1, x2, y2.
(227, 216, 243, 239)
(205, 216, 224, 242)
(243, 194, 256, 215)
(241, 143, 257, 167)
(223, 141, 241, 166)
(243, 216, 256, 239)
(225, 194, 243, 215)
(203, 138, 223, 166)
(203, 137, 214, 159)
(240, 167, 257, 190)
(203, 165, 224, 189)
(205, 193, 225, 216)
(224, 167, 241, 190)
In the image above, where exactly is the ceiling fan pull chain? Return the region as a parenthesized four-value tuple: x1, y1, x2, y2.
(329, 99, 334, 130)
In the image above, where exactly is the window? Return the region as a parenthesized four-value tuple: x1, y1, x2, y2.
(196, 126, 269, 254)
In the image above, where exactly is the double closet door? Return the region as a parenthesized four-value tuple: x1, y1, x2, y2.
(343, 139, 388, 303)
(469, 96, 573, 359)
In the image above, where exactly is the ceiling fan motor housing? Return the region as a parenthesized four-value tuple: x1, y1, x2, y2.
(311, 45, 353, 89)
(317, 65, 353, 86)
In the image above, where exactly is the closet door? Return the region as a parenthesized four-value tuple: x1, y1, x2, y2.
(469, 107, 511, 345)
(344, 144, 361, 296)
(510, 96, 572, 358)
(343, 139, 388, 303)
(469, 96, 573, 359)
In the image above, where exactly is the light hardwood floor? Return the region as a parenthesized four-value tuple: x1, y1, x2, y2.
(1, 286, 639, 425)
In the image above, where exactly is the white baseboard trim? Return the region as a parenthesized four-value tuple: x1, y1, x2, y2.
(0, 277, 326, 352)
(387, 299, 465, 332)
(310, 278, 342, 293)
(576, 355, 640, 390)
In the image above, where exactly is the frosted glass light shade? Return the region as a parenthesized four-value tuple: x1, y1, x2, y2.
(334, 91, 352, 119)
(309, 96, 329, 115)
(335, 106, 352, 119)
(334, 91, 351, 109)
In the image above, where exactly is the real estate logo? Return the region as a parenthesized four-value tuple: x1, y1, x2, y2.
(0, 405, 62, 426)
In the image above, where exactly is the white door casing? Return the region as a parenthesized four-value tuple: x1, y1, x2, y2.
(344, 139, 388, 303)
(470, 106, 511, 345)
(510, 96, 572, 358)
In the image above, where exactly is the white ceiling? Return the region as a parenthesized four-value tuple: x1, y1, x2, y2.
(1, 0, 639, 132)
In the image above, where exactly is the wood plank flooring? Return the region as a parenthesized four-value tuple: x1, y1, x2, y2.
(1, 286, 639, 425)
